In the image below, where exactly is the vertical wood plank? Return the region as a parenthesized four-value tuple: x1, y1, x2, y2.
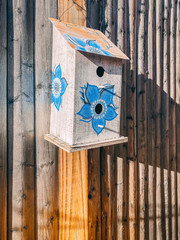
(88, 149, 101, 240)
(0, 0, 7, 239)
(117, 2, 129, 240)
(176, 0, 180, 239)
(58, 0, 86, 25)
(137, 0, 148, 239)
(101, 146, 115, 240)
(59, 149, 88, 240)
(155, 0, 163, 238)
(162, 0, 171, 238)
(116, 157, 124, 240)
(169, 0, 177, 239)
(100, 2, 119, 239)
(35, 0, 59, 239)
(147, 0, 156, 238)
(126, 0, 138, 239)
(8, 0, 35, 239)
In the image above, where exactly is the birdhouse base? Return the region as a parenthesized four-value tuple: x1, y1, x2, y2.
(44, 134, 128, 153)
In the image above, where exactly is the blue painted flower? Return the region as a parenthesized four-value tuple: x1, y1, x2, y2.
(51, 64, 68, 111)
(77, 84, 118, 135)
(64, 34, 113, 57)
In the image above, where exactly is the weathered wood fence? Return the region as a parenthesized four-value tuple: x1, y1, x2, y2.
(0, 0, 180, 239)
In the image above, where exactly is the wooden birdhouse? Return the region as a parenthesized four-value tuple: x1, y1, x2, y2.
(45, 18, 129, 152)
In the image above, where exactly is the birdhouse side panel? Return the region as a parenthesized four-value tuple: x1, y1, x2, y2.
(73, 52, 122, 145)
(50, 26, 76, 145)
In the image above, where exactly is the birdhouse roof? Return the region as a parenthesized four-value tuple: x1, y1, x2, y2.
(49, 18, 129, 60)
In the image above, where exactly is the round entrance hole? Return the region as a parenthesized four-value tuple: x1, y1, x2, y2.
(95, 103, 103, 114)
(96, 66, 105, 77)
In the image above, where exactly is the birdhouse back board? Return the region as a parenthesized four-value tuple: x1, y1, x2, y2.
(73, 51, 122, 145)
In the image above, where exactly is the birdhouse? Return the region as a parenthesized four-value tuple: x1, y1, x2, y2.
(44, 18, 129, 152)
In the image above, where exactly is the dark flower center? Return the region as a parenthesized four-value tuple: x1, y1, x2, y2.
(54, 82, 60, 92)
(95, 103, 103, 114)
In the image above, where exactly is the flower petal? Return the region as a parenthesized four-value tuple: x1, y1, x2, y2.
(92, 117, 106, 135)
(86, 84, 99, 104)
(54, 64, 62, 79)
(54, 96, 62, 111)
(86, 40, 101, 49)
(64, 34, 86, 49)
(51, 91, 55, 103)
(52, 71, 55, 82)
(77, 103, 92, 119)
(100, 86, 114, 105)
(104, 106, 118, 121)
(102, 50, 113, 56)
(60, 77, 68, 96)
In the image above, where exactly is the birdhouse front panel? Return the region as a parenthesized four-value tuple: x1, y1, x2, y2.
(73, 51, 122, 145)
(50, 26, 76, 145)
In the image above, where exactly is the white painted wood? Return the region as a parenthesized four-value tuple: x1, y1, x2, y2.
(50, 22, 127, 148)
(44, 134, 128, 153)
(74, 51, 123, 145)
(50, 26, 76, 145)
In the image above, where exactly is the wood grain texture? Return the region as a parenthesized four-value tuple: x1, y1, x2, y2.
(87, 149, 101, 240)
(59, 149, 88, 240)
(101, 146, 115, 240)
(148, 0, 156, 239)
(169, 0, 177, 238)
(58, 0, 86, 25)
(155, 0, 163, 239)
(100, 2, 120, 240)
(7, 0, 35, 239)
(35, 0, 59, 239)
(0, 0, 7, 239)
(162, 0, 171, 238)
(137, 0, 148, 236)
(126, 0, 138, 238)
(176, 0, 180, 239)
(117, 1, 128, 239)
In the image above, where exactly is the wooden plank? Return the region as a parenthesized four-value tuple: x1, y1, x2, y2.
(137, 0, 148, 239)
(116, 157, 124, 240)
(58, 0, 86, 25)
(117, 1, 128, 239)
(147, 0, 156, 238)
(155, 0, 163, 238)
(7, 0, 14, 238)
(0, 0, 7, 239)
(169, 0, 177, 239)
(162, 0, 171, 239)
(178, 173, 180, 239)
(86, 0, 99, 29)
(176, 0, 180, 239)
(100, 2, 123, 240)
(129, 160, 136, 240)
(59, 149, 88, 239)
(126, 0, 138, 239)
(44, 134, 128, 153)
(35, 0, 59, 239)
(88, 149, 101, 240)
(101, 146, 115, 240)
(7, 0, 35, 239)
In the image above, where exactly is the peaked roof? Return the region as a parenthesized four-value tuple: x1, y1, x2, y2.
(49, 18, 129, 60)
